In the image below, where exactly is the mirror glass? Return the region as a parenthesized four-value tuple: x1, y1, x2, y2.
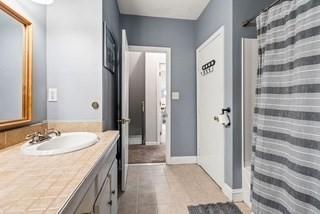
(0, 10, 24, 122)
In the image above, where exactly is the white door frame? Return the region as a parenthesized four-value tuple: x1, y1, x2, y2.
(196, 25, 227, 189)
(129, 45, 172, 164)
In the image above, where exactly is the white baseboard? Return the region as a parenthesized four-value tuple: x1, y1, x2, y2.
(145, 141, 160, 145)
(129, 135, 143, 145)
(167, 156, 197, 164)
(223, 184, 243, 202)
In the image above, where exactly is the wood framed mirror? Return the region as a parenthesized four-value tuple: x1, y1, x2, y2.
(0, 1, 32, 131)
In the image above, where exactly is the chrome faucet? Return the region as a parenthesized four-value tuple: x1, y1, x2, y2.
(25, 129, 61, 145)
(45, 128, 61, 137)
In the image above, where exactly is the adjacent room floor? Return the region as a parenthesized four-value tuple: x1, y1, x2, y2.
(118, 164, 251, 214)
(129, 144, 166, 164)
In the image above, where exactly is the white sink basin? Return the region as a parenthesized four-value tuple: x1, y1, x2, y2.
(21, 132, 99, 156)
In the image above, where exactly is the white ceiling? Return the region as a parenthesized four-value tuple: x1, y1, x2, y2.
(117, 0, 210, 20)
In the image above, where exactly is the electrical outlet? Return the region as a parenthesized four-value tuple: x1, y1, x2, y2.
(172, 91, 180, 100)
(48, 88, 58, 102)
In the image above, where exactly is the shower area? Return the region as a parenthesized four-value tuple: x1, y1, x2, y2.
(242, 38, 258, 207)
(242, 0, 320, 213)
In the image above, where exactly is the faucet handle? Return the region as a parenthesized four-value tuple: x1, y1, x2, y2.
(25, 132, 42, 144)
(25, 132, 40, 140)
(44, 128, 52, 134)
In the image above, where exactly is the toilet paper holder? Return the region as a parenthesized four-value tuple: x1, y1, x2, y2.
(213, 107, 231, 128)
(222, 107, 231, 114)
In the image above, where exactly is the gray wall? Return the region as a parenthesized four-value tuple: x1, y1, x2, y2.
(195, 0, 234, 188)
(0, 11, 23, 121)
(47, 0, 103, 122)
(121, 15, 197, 156)
(129, 52, 145, 136)
(2, 0, 47, 124)
(102, 0, 121, 130)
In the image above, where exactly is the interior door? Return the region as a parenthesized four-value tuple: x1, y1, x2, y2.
(197, 27, 225, 188)
(121, 29, 130, 191)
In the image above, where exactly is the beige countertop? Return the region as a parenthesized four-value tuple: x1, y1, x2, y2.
(0, 131, 119, 214)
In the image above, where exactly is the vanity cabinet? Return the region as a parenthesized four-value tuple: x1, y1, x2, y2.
(62, 141, 118, 214)
(110, 161, 118, 214)
(94, 160, 118, 214)
(75, 182, 96, 214)
(76, 160, 118, 214)
(94, 177, 111, 214)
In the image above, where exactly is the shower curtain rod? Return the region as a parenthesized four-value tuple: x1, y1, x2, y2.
(242, 0, 282, 27)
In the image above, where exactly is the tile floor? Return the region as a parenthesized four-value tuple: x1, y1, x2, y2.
(119, 164, 251, 214)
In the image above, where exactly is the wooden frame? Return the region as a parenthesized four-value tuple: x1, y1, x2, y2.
(0, 1, 33, 131)
(103, 21, 117, 74)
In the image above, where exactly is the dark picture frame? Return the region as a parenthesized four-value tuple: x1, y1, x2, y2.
(103, 21, 117, 74)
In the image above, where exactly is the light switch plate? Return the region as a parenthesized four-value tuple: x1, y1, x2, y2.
(48, 88, 58, 102)
(172, 91, 180, 100)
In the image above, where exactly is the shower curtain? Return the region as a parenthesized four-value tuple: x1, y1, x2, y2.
(252, 0, 320, 213)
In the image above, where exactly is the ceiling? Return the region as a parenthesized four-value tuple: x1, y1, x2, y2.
(117, 0, 210, 20)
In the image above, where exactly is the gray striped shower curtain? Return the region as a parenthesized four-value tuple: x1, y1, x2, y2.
(252, 0, 320, 213)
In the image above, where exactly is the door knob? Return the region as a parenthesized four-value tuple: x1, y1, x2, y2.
(141, 101, 145, 113)
(117, 118, 131, 124)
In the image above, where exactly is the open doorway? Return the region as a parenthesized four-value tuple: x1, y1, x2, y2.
(127, 46, 171, 164)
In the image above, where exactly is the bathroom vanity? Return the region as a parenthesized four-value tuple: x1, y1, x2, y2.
(0, 2, 122, 213)
(64, 132, 119, 214)
(0, 131, 120, 214)
(67, 135, 118, 214)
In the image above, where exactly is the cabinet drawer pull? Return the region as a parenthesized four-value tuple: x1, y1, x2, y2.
(112, 190, 116, 194)
(108, 200, 112, 206)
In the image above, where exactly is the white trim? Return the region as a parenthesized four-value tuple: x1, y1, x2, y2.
(145, 141, 159, 145)
(242, 167, 252, 207)
(241, 38, 247, 206)
(167, 156, 197, 165)
(129, 45, 172, 164)
(222, 184, 243, 202)
(129, 163, 166, 166)
(156, 61, 161, 145)
(241, 38, 257, 208)
(196, 25, 225, 53)
(129, 135, 143, 145)
(196, 25, 226, 187)
(241, 38, 245, 173)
